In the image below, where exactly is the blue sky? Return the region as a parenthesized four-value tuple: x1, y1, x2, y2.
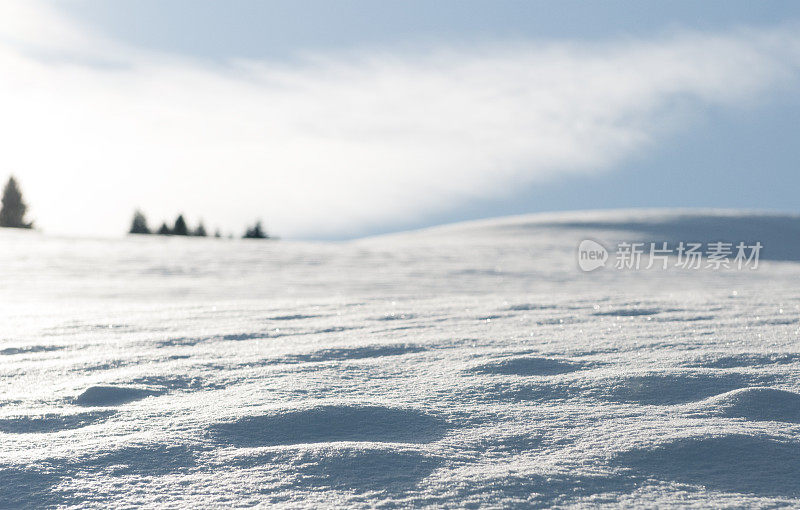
(2, 1, 799, 238)
(63, 1, 800, 58)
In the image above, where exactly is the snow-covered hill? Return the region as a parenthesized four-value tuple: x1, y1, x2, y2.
(2, 209, 800, 507)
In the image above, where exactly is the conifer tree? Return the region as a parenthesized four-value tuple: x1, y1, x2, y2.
(193, 222, 207, 237)
(0, 176, 32, 229)
(173, 215, 189, 236)
(128, 210, 150, 234)
(243, 220, 268, 239)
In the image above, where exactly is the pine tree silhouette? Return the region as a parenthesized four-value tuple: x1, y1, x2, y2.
(128, 210, 150, 234)
(193, 222, 207, 237)
(0, 176, 32, 229)
(157, 222, 171, 235)
(173, 215, 189, 236)
(243, 220, 269, 239)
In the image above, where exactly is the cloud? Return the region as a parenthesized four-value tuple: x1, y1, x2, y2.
(0, 1, 799, 238)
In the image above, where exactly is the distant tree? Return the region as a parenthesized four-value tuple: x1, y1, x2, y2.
(0, 176, 32, 229)
(243, 220, 269, 239)
(157, 222, 171, 235)
(173, 215, 189, 236)
(213, 229, 221, 238)
(193, 221, 207, 237)
(128, 209, 150, 234)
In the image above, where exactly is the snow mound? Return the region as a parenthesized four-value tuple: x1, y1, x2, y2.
(0, 411, 114, 433)
(617, 435, 800, 498)
(469, 356, 585, 376)
(226, 444, 441, 494)
(74, 386, 158, 407)
(504, 303, 557, 311)
(0, 444, 197, 508)
(684, 353, 800, 369)
(1, 345, 62, 356)
(407, 209, 800, 261)
(210, 404, 448, 447)
(695, 387, 800, 422)
(595, 372, 764, 405)
(283, 446, 439, 492)
(593, 308, 662, 317)
(280, 344, 427, 364)
(467, 371, 765, 405)
(267, 314, 322, 321)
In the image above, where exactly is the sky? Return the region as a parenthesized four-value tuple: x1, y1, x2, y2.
(1, 1, 799, 239)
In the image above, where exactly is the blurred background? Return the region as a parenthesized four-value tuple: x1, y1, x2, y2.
(1, 0, 799, 240)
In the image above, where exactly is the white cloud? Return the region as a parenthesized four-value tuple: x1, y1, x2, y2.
(0, 1, 798, 238)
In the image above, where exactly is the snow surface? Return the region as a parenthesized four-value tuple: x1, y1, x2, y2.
(2, 209, 800, 507)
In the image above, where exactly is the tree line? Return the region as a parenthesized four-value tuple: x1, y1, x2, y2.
(129, 210, 269, 239)
(0, 175, 270, 240)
